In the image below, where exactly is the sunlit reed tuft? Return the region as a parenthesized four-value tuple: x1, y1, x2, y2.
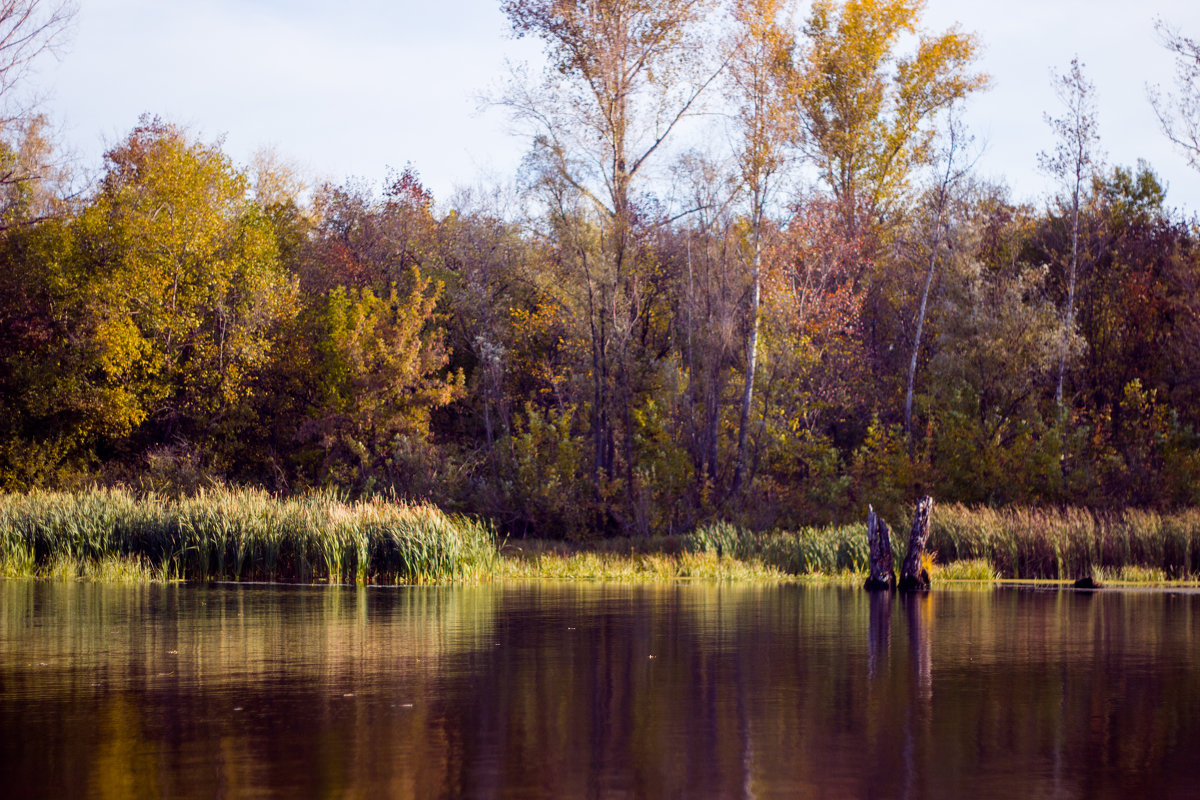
(0, 487, 496, 584)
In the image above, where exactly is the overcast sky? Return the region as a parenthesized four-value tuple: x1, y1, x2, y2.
(34, 0, 1200, 213)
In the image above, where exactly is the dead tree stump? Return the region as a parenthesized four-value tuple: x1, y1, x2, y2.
(864, 505, 896, 591)
(899, 496, 934, 592)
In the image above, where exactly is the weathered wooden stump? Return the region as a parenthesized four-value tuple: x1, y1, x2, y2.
(898, 496, 934, 592)
(864, 505, 896, 591)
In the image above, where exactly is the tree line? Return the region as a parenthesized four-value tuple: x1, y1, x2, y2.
(2, 0, 1200, 536)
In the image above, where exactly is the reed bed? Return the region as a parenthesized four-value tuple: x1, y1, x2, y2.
(4, 489, 1198, 585)
(930, 505, 1200, 580)
(0, 487, 496, 584)
(679, 508, 1200, 582)
(931, 558, 998, 582)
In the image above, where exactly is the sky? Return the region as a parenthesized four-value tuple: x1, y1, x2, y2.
(32, 0, 1200, 213)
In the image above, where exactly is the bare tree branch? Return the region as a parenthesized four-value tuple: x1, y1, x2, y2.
(1149, 18, 1200, 173)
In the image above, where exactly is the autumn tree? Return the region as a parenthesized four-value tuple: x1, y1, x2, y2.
(0, 1, 75, 224)
(74, 119, 297, 453)
(726, 0, 797, 496)
(290, 273, 464, 495)
(1053, 164, 1200, 505)
(754, 194, 869, 521)
(249, 146, 312, 272)
(795, 0, 986, 231)
(0, 1, 73, 113)
(0, 215, 97, 487)
(662, 153, 741, 502)
(500, 0, 718, 532)
(0, 119, 296, 486)
(432, 184, 574, 528)
(1039, 57, 1101, 414)
(298, 167, 441, 297)
(902, 111, 972, 438)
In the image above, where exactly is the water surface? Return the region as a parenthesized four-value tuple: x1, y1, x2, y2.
(1, 581, 1197, 798)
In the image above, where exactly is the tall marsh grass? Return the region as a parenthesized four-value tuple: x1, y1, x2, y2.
(0, 487, 496, 583)
(930, 505, 1200, 580)
(683, 507, 1200, 582)
(4, 489, 1198, 584)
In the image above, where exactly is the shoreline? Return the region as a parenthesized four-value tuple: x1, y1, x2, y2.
(4, 549, 1200, 589)
(4, 487, 1200, 586)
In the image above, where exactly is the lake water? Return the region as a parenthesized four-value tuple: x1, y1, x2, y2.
(1, 581, 1198, 798)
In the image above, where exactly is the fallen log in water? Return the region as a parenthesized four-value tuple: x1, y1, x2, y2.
(864, 505, 896, 591)
(899, 496, 934, 592)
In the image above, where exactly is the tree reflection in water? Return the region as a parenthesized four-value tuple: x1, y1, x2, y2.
(1, 582, 1198, 798)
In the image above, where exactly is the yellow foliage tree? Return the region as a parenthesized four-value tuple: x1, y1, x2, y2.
(297, 270, 464, 493)
(75, 118, 297, 431)
(796, 0, 988, 229)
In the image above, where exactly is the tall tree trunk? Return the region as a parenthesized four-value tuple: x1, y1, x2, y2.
(904, 167, 952, 439)
(731, 233, 762, 497)
(905, 228, 940, 439)
(1055, 181, 1080, 414)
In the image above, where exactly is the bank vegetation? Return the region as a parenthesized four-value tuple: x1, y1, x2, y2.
(2, 2, 1200, 555)
(4, 489, 1199, 585)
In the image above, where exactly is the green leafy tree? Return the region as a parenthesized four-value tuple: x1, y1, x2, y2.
(927, 256, 1068, 503)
